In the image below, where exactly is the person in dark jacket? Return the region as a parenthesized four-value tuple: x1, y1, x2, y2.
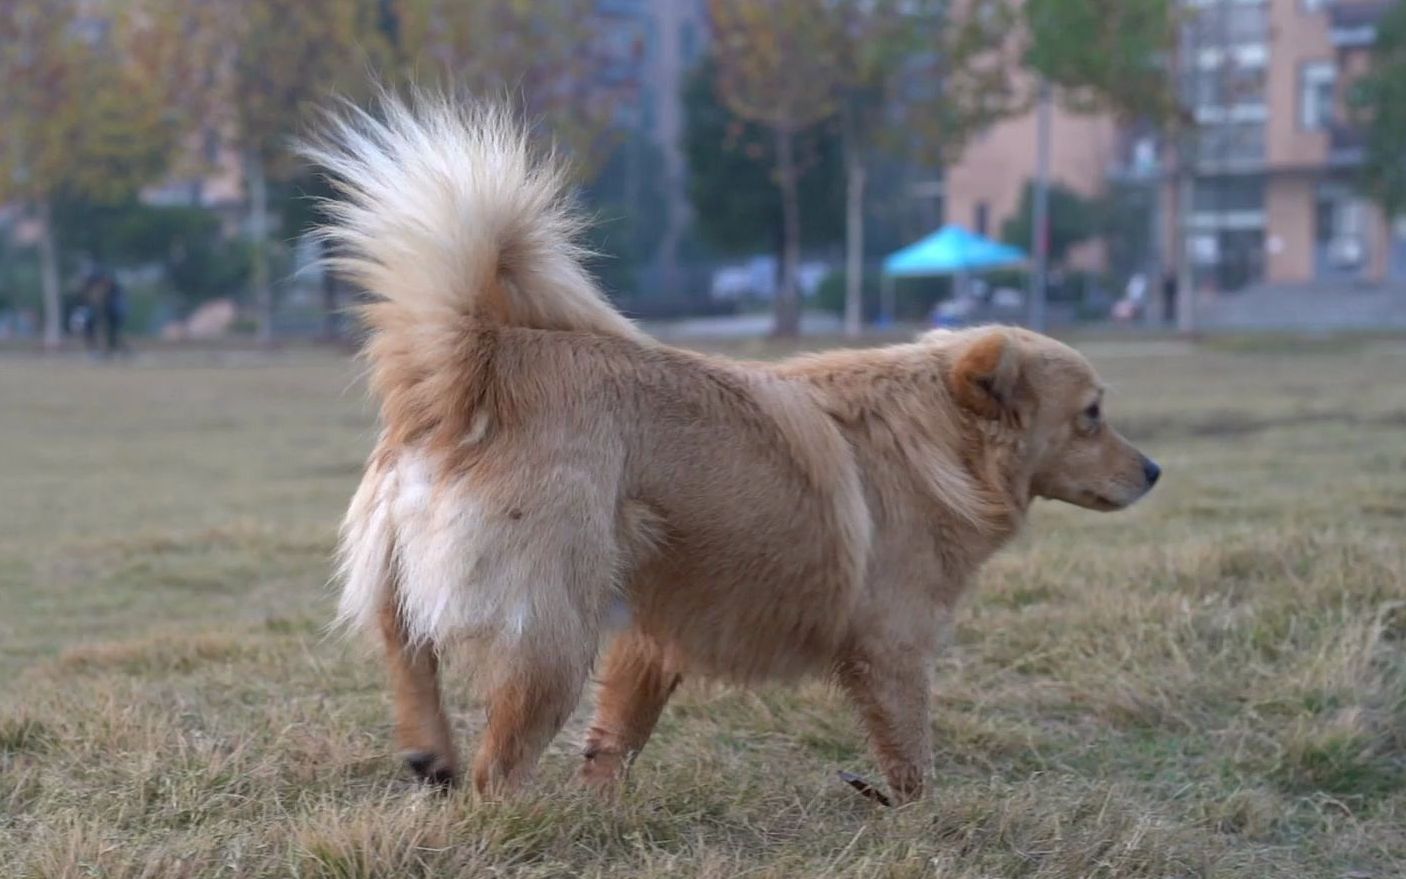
(101, 270, 127, 354)
(79, 266, 128, 356)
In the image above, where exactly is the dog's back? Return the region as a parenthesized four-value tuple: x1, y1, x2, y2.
(311, 93, 863, 657)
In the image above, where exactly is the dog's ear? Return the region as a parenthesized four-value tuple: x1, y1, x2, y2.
(949, 329, 1021, 418)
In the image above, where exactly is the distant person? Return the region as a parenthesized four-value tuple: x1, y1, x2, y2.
(82, 266, 128, 357)
(102, 270, 128, 355)
(75, 274, 102, 353)
(1162, 272, 1177, 325)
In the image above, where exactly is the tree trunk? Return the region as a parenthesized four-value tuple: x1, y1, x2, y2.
(773, 126, 802, 338)
(1175, 158, 1196, 336)
(36, 197, 63, 351)
(245, 148, 273, 346)
(843, 143, 866, 338)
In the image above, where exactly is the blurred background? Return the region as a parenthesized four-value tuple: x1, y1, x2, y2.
(0, 0, 1403, 350)
(4, 7, 1406, 873)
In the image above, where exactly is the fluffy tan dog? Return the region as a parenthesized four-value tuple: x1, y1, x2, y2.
(307, 96, 1160, 803)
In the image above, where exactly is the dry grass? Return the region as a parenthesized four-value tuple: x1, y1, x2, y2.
(2, 338, 1404, 878)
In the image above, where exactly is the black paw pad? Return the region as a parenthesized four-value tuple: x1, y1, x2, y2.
(404, 751, 455, 788)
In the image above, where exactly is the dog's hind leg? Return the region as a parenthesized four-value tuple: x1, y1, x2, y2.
(471, 636, 597, 797)
(836, 646, 932, 804)
(579, 629, 681, 790)
(378, 599, 458, 786)
(462, 472, 626, 796)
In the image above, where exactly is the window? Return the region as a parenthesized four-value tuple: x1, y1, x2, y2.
(1182, 3, 1268, 49)
(1316, 183, 1363, 240)
(1197, 122, 1266, 163)
(1300, 61, 1336, 130)
(1193, 175, 1266, 213)
(1192, 65, 1271, 112)
(974, 202, 990, 237)
(1215, 229, 1266, 291)
(1224, 4, 1269, 43)
(1316, 182, 1368, 272)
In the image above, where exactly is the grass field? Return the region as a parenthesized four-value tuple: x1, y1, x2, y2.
(2, 338, 1405, 878)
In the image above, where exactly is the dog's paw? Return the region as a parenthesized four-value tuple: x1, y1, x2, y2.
(578, 745, 629, 792)
(837, 769, 893, 806)
(403, 751, 457, 789)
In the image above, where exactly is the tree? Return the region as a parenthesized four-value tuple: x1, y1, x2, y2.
(229, 1, 375, 344)
(709, 0, 846, 336)
(1023, 0, 1188, 330)
(0, 0, 175, 348)
(387, 0, 624, 178)
(278, 170, 345, 340)
(1000, 180, 1101, 266)
(681, 56, 844, 293)
(1351, 0, 1406, 222)
(52, 198, 252, 312)
(141, 0, 376, 344)
(1025, 0, 1182, 123)
(831, 0, 1024, 335)
(832, 3, 899, 336)
(582, 132, 670, 299)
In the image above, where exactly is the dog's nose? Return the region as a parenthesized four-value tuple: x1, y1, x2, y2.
(1142, 457, 1161, 487)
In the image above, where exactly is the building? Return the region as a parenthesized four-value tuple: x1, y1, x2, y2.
(944, 0, 1406, 294)
(1262, 0, 1403, 286)
(944, 95, 1118, 273)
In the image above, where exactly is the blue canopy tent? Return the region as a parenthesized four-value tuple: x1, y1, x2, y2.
(878, 225, 1027, 324)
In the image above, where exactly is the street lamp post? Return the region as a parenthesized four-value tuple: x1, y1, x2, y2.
(1028, 80, 1053, 332)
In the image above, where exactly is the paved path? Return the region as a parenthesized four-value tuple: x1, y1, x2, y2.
(1198, 282, 1406, 332)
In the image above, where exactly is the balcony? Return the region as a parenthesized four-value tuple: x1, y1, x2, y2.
(1330, 1, 1391, 48)
(596, 0, 646, 13)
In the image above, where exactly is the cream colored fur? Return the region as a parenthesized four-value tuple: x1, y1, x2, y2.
(302, 95, 643, 345)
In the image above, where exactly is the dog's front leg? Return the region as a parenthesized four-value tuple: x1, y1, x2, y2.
(837, 646, 932, 804)
(378, 600, 458, 786)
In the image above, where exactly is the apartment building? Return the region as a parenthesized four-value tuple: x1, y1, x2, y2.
(945, 0, 1406, 292)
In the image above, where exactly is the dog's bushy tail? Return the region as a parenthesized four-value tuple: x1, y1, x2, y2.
(303, 92, 643, 353)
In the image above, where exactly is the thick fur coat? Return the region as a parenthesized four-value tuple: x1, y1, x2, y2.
(308, 96, 1159, 801)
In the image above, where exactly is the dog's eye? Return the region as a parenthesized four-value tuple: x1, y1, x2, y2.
(1084, 403, 1101, 421)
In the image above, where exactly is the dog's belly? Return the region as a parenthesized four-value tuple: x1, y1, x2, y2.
(626, 552, 857, 682)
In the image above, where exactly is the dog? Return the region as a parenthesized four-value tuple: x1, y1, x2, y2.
(306, 95, 1160, 803)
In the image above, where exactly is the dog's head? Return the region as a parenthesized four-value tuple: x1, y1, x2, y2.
(934, 327, 1159, 511)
